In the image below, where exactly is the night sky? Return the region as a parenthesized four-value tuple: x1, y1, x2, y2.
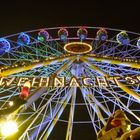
(0, 0, 140, 140)
(0, 1, 140, 36)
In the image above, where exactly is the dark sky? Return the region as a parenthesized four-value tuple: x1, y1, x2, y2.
(0, 0, 140, 36)
(0, 0, 140, 140)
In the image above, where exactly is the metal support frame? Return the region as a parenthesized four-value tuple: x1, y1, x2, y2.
(65, 87, 77, 140)
(84, 55, 140, 69)
(0, 55, 74, 77)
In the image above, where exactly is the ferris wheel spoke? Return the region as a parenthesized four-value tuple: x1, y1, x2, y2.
(80, 56, 109, 76)
(85, 58, 140, 102)
(80, 88, 101, 133)
(84, 90, 106, 125)
(93, 62, 140, 76)
(99, 38, 140, 58)
(39, 87, 73, 140)
(86, 89, 111, 117)
(89, 62, 120, 76)
(36, 87, 61, 110)
(20, 87, 48, 112)
(33, 88, 68, 139)
(113, 79, 140, 101)
(18, 87, 70, 140)
(92, 31, 118, 54)
(94, 88, 112, 115)
(83, 62, 140, 117)
(85, 55, 140, 69)
(83, 64, 102, 77)
(51, 56, 77, 77)
(0, 86, 20, 109)
(93, 87, 123, 111)
(9, 36, 63, 58)
(0, 55, 74, 77)
(21, 87, 65, 115)
(21, 62, 67, 77)
(0, 92, 16, 110)
(115, 47, 139, 58)
(92, 87, 139, 125)
(65, 87, 77, 140)
(29, 35, 64, 55)
(30, 87, 70, 140)
(19, 87, 70, 140)
(17, 88, 59, 127)
(11, 50, 37, 60)
(9, 43, 39, 60)
(104, 87, 140, 121)
(96, 42, 120, 56)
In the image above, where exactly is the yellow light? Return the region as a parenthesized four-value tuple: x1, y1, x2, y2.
(1, 120, 18, 136)
(64, 42, 92, 54)
(23, 81, 31, 88)
(9, 101, 14, 106)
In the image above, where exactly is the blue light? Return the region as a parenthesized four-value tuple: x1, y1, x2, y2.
(96, 28, 108, 41)
(38, 30, 49, 42)
(116, 31, 130, 45)
(77, 28, 88, 41)
(58, 28, 68, 42)
(17, 32, 30, 46)
(0, 38, 11, 54)
(137, 38, 140, 48)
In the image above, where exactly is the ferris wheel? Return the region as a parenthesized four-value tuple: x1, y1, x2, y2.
(0, 26, 140, 140)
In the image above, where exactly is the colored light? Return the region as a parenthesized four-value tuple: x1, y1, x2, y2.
(23, 81, 31, 88)
(17, 32, 30, 45)
(111, 119, 122, 127)
(0, 38, 11, 54)
(19, 81, 31, 100)
(37, 36, 45, 42)
(116, 31, 130, 45)
(96, 28, 108, 41)
(38, 30, 49, 42)
(77, 27, 88, 41)
(20, 86, 30, 99)
(1, 120, 18, 137)
(137, 38, 140, 48)
(58, 28, 68, 42)
(64, 42, 92, 54)
(9, 101, 14, 106)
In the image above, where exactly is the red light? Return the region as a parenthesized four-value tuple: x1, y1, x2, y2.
(111, 119, 122, 127)
(19, 86, 30, 100)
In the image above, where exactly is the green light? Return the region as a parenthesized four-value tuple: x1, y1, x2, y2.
(38, 36, 45, 42)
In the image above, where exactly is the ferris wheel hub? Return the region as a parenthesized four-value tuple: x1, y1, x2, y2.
(64, 42, 92, 54)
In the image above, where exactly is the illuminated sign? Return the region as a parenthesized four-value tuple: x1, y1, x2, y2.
(0, 75, 140, 88)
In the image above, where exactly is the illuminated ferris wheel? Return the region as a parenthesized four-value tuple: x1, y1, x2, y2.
(0, 26, 140, 140)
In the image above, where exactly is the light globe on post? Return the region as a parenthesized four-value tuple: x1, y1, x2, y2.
(1, 120, 18, 137)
